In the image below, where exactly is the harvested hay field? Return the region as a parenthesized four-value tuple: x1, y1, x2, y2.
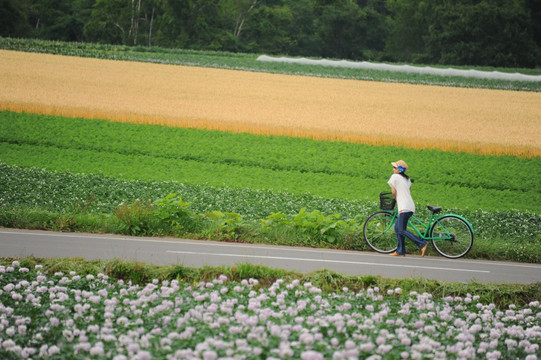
(1, 50, 540, 157)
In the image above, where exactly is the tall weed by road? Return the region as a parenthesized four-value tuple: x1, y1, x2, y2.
(114, 199, 157, 236)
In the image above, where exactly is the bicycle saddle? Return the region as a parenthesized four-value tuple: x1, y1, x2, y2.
(427, 206, 442, 213)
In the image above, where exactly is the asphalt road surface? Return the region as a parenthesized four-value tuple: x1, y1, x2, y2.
(1, 228, 540, 284)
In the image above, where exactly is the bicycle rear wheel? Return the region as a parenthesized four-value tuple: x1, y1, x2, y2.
(363, 211, 397, 254)
(430, 215, 473, 259)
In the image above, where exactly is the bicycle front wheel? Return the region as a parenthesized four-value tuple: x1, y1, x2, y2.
(430, 215, 473, 259)
(363, 211, 397, 254)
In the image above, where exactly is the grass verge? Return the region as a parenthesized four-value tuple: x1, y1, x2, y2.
(2, 256, 539, 309)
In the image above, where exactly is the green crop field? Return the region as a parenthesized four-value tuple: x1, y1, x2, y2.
(0, 111, 538, 213)
(1, 111, 539, 262)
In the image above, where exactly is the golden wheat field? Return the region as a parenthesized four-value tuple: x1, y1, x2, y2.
(1, 50, 540, 157)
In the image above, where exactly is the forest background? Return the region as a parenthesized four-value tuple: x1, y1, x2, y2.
(1, 0, 540, 68)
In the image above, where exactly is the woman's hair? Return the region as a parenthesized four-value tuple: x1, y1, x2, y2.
(399, 172, 410, 181)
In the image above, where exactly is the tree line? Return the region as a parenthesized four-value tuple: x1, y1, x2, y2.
(1, 0, 540, 68)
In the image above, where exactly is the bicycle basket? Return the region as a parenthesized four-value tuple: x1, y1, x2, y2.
(379, 192, 396, 210)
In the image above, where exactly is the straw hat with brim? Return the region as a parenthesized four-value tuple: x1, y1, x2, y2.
(391, 160, 408, 172)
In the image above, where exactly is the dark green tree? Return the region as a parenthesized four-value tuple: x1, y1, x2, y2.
(70, 0, 95, 41)
(314, 0, 378, 60)
(283, 0, 319, 56)
(425, 0, 539, 67)
(151, 0, 225, 49)
(131, 0, 160, 46)
(213, 0, 264, 52)
(358, 0, 390, 59)
(84, 0, 159, 46)
(242, 3, 294, 54)
(84, 0, 129, 44)
(0, 0, 31, 37)
(23, 0, 78, 41)
(527, 0, 541, 53)
(384, 0, 433, 63)
(2, 0, 539, 67)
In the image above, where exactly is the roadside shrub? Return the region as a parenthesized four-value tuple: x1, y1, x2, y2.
(200, 211, 247, 240)
(154, 193, 199, 234)
(114, 199, 157, 236)
(0, 206, 50, 229)
(261, 208, 363, 248)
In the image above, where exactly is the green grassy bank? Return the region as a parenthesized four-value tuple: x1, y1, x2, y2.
(2, 256, 540, 309)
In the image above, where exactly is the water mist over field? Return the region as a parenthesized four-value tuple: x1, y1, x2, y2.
(257, 55, 541, 82)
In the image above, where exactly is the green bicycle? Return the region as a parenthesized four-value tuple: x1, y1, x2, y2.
(363, 192, 474, 259)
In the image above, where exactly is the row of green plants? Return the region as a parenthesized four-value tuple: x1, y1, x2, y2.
(1, 163, 540, 263)
(2, 37, 540, 92)
(1, 111, 535, 192)
(1, 111, 539, 213)
(0, 162, 373, 220)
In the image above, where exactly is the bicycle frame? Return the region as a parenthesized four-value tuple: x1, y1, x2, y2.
(364, 206, 475, 258)
(383, 209, 473, 241)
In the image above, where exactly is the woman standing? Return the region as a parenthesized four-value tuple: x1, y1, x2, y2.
(387, 160, 429, 257)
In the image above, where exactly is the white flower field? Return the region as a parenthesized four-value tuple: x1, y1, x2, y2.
(1, 261, 540, 359)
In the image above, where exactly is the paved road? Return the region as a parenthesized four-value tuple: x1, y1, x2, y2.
(1, 228, 540, 284)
